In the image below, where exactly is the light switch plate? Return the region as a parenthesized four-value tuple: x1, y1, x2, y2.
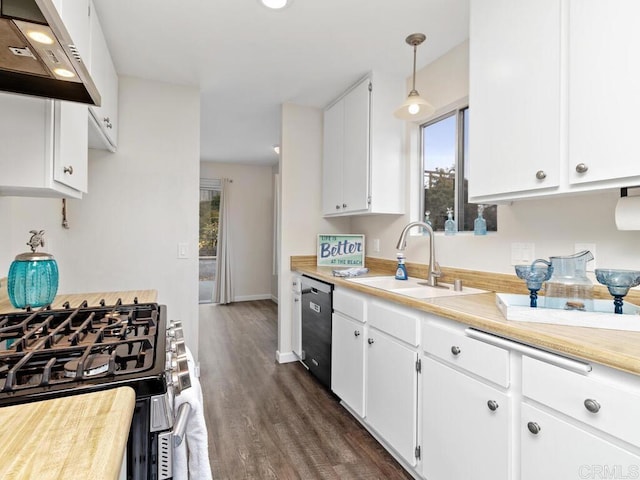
(177, 242, 189, 259)
(575, 243, 596, 271)
(371, 238, 380, 253)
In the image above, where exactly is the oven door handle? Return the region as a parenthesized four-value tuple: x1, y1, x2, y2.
(173, 402, 192, 447)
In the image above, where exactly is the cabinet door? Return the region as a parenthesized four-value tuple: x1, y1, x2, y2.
(331, 312, 365, 417)
(366, 329, 417, 466)
(88, 0, 118, 150)
(342, 79, 370, 213)
(521, 403, 640, 480)
(53, 100, 88, 193)
(568, 0, 640, 186)
(469, 0, 561, 200)
(422, 357, 509, 480)
(322, 99, 344, 215)
(291, 292, 302, 357)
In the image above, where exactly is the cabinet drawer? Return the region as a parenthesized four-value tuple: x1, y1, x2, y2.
(422, 320, 509, 387)
(368, 300, 419, 346)
(522, 356, 640, 447)
(333, 288, 366, 322)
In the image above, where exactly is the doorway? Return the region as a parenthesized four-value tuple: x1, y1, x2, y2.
(199, 186, 221, 303)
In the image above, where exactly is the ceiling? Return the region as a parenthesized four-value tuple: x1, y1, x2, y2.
(93, 0, 469, 166)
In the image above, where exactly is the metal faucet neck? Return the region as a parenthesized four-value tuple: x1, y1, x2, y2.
(395, 221, 440, 286)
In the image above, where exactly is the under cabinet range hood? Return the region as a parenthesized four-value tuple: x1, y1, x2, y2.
(0, 0, 100, 105)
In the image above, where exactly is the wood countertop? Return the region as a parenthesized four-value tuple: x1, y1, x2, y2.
(292, 256, 640, 377)
(0, 387, 135, 480)
(0, 285, 157, 314)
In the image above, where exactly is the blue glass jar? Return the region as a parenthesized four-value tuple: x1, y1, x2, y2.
(8, 251, 59, 308)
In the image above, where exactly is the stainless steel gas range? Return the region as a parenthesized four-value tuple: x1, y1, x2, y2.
(0, 299, 191, 480)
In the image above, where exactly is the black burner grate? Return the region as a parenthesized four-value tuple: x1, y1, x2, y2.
(0, 301, 161, 394)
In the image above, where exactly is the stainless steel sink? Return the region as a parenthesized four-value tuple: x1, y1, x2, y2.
(347, 275, 486, 299)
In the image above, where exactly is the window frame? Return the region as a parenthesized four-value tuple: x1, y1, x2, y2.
(419, 104, 478, 232)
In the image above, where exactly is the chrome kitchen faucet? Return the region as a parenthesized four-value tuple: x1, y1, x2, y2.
(395, 221, 441, 287)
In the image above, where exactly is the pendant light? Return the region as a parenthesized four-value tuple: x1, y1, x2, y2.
(394, 33, 435, 121)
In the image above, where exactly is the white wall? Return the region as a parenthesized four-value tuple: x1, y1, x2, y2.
(277, 103, 350, 361)
(200, 161, 274, 301)
(352, 39, 640, 274)
(0, 77, 201, 359)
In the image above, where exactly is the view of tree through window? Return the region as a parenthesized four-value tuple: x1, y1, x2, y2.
(422, 107, 497, 232)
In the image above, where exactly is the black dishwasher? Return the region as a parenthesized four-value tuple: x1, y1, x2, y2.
(300, 275, 333, 389)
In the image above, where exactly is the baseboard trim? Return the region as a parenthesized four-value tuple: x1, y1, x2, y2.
(233, 294, 272, 302)
(276, 350, 298, 364)
(271, 294, 279, 304)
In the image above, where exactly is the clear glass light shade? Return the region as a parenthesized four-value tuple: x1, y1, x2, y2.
(260, 0, 289, 9)
(393, 91, 435, 121)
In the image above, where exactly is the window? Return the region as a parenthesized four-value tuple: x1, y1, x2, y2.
(199, 180, 221, 303)
(421, 106, 497, 232)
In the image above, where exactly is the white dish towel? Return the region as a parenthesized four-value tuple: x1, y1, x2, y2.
(173, 347, 213, 480)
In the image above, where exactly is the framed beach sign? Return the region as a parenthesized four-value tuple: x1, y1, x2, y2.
(317, 234, 365, 267)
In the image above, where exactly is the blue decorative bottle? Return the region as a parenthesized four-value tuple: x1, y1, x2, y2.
(474, 204, 487, 235)
(395, 252, 408, 280)
(8, 230, 59, 309)
(444, 207, 457, 236)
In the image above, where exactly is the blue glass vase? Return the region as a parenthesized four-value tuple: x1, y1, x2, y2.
(8, 252, 59, 308)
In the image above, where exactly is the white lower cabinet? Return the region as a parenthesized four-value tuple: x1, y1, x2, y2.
(331, 312, 365, 417)
(521, 403, 640, 480)
(422, 356, 510, 480)
(323, 282, 640, 480)
(291, 276, 302, 358)
(366, 327, 418, 467)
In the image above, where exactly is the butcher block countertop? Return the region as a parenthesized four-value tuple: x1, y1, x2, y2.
(0, 387, 135, 480)
(0, 284, 157, 313)
(292, 256, 640, 377)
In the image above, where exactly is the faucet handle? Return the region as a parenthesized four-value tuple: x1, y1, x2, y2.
(432, 261, 442, 277)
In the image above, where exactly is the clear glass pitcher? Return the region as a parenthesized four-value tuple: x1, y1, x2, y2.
(545, 250, 594, 311)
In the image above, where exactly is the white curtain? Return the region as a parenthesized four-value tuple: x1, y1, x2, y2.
(213, 178, 233, 304)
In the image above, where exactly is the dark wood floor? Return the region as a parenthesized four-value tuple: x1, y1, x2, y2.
(198, 300, 413, 480)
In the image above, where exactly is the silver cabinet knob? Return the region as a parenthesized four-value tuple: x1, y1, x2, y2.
(575, 163, 588, 174)
(527, 422, 541, 435)
(584, 398, 601, 413)
(451, 345, 461, 356)
(487, 400, 499, 411)
(103, 117, 113, 129)
(336, 205, 340, 210)
(368, 338, 374, 345)
(63, 166, 74, 175)
(294, 298, 299, 302)
(354, 330, 360, 337)
(342, 203, 347, 208)
(536, 170, 546, 180)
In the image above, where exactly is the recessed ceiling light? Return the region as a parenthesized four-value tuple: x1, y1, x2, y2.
(260, 0, 291, 10)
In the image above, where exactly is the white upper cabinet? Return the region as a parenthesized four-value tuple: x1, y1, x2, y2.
(469, 0, 640, 202)
(0, 0, 91, 198)
(469, 0, 562, 201)
(567, 0, 640, 187)
(87, 0, 119, 151)
(322, 73, 405, 216)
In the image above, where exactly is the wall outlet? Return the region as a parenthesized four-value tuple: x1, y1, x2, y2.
(575, 243, 596, 271)
(371, 238, 380, 253)
(511, 242, 535, 265)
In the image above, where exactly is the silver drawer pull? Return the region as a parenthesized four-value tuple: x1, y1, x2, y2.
(584, 398, 601, 413)
(354, 330, 360, 337)
(535, 170, 546, 180)
(368, 338, 374, 345)
(527, 422, 541, 435)
(451, 345, 461, 356)
(487, 400, 499, 411)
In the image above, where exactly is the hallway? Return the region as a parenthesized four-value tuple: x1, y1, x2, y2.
(198, 300, 413, 479)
